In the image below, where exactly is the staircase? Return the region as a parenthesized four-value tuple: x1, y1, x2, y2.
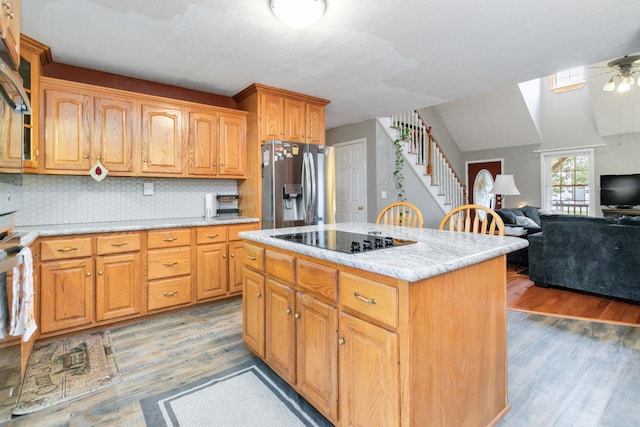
(379, 110, 466, 213)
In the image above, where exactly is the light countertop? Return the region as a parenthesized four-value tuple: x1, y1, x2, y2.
(239, 222, 528, 282)
(15, 216, 259, 247)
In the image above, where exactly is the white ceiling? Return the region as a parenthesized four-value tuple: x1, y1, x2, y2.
(21, 0, 640, 137)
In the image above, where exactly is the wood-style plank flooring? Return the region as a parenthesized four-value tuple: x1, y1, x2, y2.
(5, 268, 640, 426)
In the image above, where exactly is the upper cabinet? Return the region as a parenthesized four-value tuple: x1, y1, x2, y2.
(37, 77, 247, 178)
(188, 109, 247, 178)
(0, 0, 20, 68)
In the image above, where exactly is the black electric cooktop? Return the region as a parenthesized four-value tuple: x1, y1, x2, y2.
(272, 230, 417, 254)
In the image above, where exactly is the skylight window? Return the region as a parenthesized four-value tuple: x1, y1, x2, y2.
(551, 66, 585, 93)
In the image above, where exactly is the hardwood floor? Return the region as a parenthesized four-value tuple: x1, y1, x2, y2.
(507, 265, 640, 327)
(5, 269, 640, 426)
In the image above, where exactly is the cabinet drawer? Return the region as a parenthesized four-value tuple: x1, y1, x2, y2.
(147, 247, 191, 280)
(243, 243, 264, 271)
(339, 272, 398, 329)
(41, 237, 93, 261)
(228, 223, 258, 241)
(147, 228, 191, 249)
(96, 233, 141, 255)
(196, 226, 227, 244)
(297, 259, 337, 303)
(148, 276, 192, 310)
(266, 250, 295, 284)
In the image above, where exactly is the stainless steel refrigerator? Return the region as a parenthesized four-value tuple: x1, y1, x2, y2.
(262, 140, 336, 229)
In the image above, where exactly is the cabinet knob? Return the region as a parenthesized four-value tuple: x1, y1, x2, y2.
(230, 253, 235, 258)
(96, 156, 101, 160)
(220, 162, 225, 166)
(83, 154, 89, 159)
(213, 162, 217, 167)
(98, 270, 103, 275)
(256, 292, 262, 298)
(286, 308, 292, 315)
(223, 254, 226, 259)
(338, 337, 345, 345)
(6, 11, 13, 19)
(86, 272, 91, 277)
(294, 313, 300, 319)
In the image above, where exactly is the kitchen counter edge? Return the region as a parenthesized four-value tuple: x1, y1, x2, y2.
(16, 216, 260, 247)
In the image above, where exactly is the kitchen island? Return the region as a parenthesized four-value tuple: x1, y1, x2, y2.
(239, 222, 528, 427)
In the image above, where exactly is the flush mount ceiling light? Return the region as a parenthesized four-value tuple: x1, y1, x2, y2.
(270, 0, 326, 29)
(602, 55, 640, 92)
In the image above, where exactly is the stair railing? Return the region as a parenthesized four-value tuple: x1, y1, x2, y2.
(391, 110, 466, 208)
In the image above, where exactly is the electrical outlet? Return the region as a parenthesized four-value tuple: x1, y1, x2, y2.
(143, 182, 154, 196)
(381, 191, 388, 199)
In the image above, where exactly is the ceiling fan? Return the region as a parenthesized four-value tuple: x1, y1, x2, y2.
(601, 54, 640, 92)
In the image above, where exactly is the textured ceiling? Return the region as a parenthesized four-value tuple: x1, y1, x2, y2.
(21, 0, 640, 135)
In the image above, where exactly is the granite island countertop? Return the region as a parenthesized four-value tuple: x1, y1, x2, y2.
(239, 222, 528, 282)
(15, 216, 259, 247)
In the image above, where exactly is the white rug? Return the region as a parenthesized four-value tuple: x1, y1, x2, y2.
(141, 357, 332, 427)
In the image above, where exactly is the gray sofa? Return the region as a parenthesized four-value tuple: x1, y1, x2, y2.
(528, 214, 640, 303)
(495, 206, 542, 264)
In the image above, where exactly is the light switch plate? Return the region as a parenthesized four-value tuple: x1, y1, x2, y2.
(143, 182, 154, 196)
(381, 191, 387, 199)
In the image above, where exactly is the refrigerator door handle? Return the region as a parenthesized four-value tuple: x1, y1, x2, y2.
(302, 152, 311, 224)
(308, 152, 316, 224)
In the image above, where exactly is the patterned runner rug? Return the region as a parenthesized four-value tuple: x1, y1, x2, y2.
(13, 330, 121, 415)
(140, 356, 333, 427)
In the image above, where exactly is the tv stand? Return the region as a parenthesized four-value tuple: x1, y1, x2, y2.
(602, 207, 640, 219)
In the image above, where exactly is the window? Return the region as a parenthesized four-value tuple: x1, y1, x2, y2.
(540, 148, 594, 216)
(550, 66, 585, 93)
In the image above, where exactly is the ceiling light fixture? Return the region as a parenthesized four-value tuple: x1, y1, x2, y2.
(602, 54, 640, 92)
(270, 0, 326, 29)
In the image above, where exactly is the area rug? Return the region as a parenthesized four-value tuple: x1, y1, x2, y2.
(141, 356, 333, 427)
(13, 330, 121, 415)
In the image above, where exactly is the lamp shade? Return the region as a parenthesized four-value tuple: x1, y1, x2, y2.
(489, 174, 520, 195)
(270, 0, 326, 29)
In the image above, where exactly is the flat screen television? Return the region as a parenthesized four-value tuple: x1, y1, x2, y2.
(600, 174, 640, 208)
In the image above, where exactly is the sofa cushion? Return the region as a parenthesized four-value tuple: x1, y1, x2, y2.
(496, 208, 519, 225)
(617, 216, 640, 226)
(520, 205, 542, 226)
(515, 216, 540, 228)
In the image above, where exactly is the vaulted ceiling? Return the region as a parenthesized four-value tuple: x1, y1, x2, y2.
(21, 0, 640, 148)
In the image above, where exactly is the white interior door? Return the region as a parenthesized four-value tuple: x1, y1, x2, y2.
(335, 139, 367, 223)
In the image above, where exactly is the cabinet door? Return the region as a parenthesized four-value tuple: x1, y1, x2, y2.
(284, 98, 306, 143)
(95, 253, 142, 321)
(196, 242, 227, 300)
(228, 241, 244, 294)
(0, 98, 23, 171)
(339, 312, 399, 427)
(188, 110, 219, 176)
(94, 95, 134, 173)
(0, 0, 20, 68)
(140, 103, 184, 175)
(219, 113, 246, 177)
(261, 93, 284, 141)
(296, 292, 338, 422)
(40, 258, 94, 333)
(44, 87, 92, 171)
(265, 279, 296, 383)
(306, 103, 325, 145)
(242, 267, 265, 357)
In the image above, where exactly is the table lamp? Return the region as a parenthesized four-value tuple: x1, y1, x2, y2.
(489, 174, 520, 208)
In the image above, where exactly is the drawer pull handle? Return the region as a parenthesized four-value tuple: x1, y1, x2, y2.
(163, 262, 178, 267)
(354, 292, 376, 305)
(57, 247, 78, 252)
(162, 237, 178, 242)
(206, 234, 219, 239)
(110, 242, 129, 247)
(163, 291, 178, 297)
(248, 255, 257, 261)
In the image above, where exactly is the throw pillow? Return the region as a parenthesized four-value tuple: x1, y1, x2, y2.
(515, 216, 540, 228)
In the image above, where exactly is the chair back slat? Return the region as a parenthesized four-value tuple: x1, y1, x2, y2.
(438, 204, 505, 236)
(376, 202, 424, 228)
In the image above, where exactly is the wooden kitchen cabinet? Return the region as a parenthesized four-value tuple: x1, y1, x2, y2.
(41, 79, 135, 175)
(140, 102, 184, 175)
(265, 279, 297, 383)
(95, 233, 142, 322)
(0, 0, 20, 68)
(227, 241, 244, 294)
(0, 95, 24, 171)
(43, 85, 91, 172)
(196, 242, 227, 300)
(261, 93, 284, 141)
(40, 257, 94, 334)
(242, 266, 265, 357)
(188, 110, 246, 178)
(338, 311, 399, 426)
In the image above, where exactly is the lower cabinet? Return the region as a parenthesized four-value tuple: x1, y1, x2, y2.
(242, 267, 265, 358)
(40, 258, 94, 333)
(196, 242, 228, 300)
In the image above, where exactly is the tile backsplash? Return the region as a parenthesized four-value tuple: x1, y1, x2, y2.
(16, 175, 238, 226)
